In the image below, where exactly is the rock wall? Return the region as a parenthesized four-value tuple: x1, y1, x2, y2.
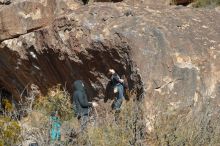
(0, 0, 81, 41)
(0, 6, 139, 100)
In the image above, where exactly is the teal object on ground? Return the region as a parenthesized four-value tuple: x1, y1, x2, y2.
(50, 116, 61, 142)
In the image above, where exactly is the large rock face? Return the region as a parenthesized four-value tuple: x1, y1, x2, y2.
(0, 0, 80, 41)
(0, 0, 220, 144)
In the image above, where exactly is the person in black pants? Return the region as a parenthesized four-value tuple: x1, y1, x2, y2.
(108, 69, 125, 111)
(72, 80, 98, 130)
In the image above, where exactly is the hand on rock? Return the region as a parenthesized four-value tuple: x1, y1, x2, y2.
(92, 102, 98, 107)
(109, 69, 115, 74)
(113, 87, 118, 93)
(119, 79, 124, 83)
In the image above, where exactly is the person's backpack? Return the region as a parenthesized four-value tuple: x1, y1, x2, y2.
(121, 75, 128, 89)
(121, 75, 130, 100)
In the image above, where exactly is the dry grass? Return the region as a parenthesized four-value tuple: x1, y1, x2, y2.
(76, 99, 145, 146)
(16, 85, 146, 146)
(0, 116, 22, 146)
(2, 84, 220, 146)
(33, 85, 74, 121)
(0, 99, 21, 146)
(147, 96, 220, 146)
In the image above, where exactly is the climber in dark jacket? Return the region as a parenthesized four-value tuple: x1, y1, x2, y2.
(72, 80, 98, 129)
(109, 69, 125, 111)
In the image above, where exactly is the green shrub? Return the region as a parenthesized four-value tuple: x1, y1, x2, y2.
(20, 85, 75, 145)
(2, 99, 13, 112)
(33, 85, 74, 121)
(0, 116, 22, 146)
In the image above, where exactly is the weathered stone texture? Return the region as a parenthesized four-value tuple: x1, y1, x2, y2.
(0, 0, 81, 41)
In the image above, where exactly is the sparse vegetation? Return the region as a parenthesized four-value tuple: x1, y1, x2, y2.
(0, 99, 21, 146)
(20, 85, 75, 145)
(193, 0, 220, 7)
(1, 85, 220, 146)
(18, 85, 145, 145)
(148, 96, 220, 145)
(2, 99, 13, 113)
(0, 117, 21, 146)
(34, 85, 74, 121)
(77, 99, 146, 146)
